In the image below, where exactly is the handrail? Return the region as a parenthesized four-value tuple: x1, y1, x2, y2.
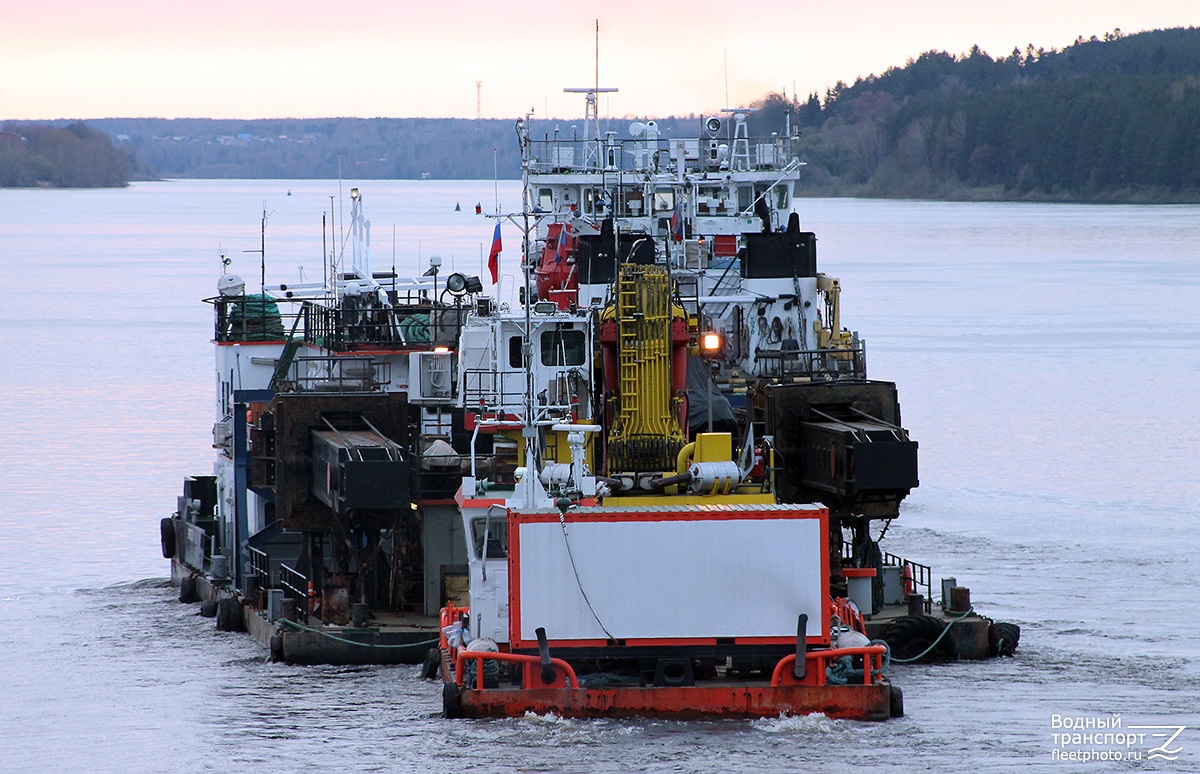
(460, 367, 582, 415)
(208, 293, 468, 350)
(280, 354, 390, 393)
(439, 604, 469, 654)
(525, 135, 795, 175)
(278, 563, 310, 623)
(301, 298, 467, 351)
(247, 546, 270, 584)
(884, 552, 933, 612)
(770, 644, 888, 687)
(753, 345, 866, 379)
(830, 596, 867, 634)
(455, 650, 579, 690)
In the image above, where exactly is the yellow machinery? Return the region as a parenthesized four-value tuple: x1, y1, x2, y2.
(598, 264, 689, 475)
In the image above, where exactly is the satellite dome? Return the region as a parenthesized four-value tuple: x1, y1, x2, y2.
(217, 274, 245, 297)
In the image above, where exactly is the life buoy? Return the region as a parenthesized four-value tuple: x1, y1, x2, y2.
(901, 564, 914, 597)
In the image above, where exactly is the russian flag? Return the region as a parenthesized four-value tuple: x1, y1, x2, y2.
(554, 226, 567, 264)
(670, 198, 684, 241)
(487, 222, 501, 284)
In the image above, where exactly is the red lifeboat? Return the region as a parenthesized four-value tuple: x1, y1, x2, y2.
(535, 222, 577, 309)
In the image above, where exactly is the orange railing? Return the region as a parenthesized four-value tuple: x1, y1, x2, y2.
(829, 597, 867, 634)
(770, 645, 888, 688)
(439, 604, 469, 654)
(455, 650, 580, 690)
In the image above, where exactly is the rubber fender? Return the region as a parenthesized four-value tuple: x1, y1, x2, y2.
(881, 614, 959, 662)
(160, 518, 177, 559)
(216, 598, 246, 632)
(179, 575, 199, 604)
(421, 648, 441, 680)
(889, 685, 904, 718)
(442, 681, 462, 719)
(989, 621, 1021, 657)
(199, 600, 218, 618)
(269, 634, 285, 663)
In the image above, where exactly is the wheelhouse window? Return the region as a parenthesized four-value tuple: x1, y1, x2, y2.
(774, 184, 789, 210)
(540, 328, 586, 366)
(471, 516, 507, 559)
(737, 185, 753, 212)
(508, 335, 523, 368)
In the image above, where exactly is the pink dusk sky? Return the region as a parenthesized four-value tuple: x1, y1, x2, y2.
(3, 1, 1195, 121)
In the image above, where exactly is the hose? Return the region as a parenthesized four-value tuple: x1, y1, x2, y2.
(869, 638, 891, 671)
(888, 606, 975, 664)
(826, 637, 893, 684)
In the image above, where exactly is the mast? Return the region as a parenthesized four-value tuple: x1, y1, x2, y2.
(563, 21, 616, 170)
(513, 113, 546, 509)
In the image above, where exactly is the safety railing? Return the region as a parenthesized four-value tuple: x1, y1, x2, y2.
(770, 644, 888, 687)
(302, 299, 468, 351)
(884, 552, 933, 612)
(419, 455, 491, 499)
(211, 295, 303, 343)
(754, 345, 867, 380)
(278, 563, 311, 623)
(525, 136, 795, 176)
(830, 596, 867, 635)
(439, 604, 469, 656)
(455, 650, 580, 691)
(211, 293, 471, 351)
(247, 546, 270, 584)
(460, 367, 584, 418)
(460, 368, 527, 412)
(279, 355, 390, 393)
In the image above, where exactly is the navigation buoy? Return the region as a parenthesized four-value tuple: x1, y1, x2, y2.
(455, 202, 461, 211)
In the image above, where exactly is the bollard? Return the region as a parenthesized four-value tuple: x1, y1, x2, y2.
(906, 593, 924, 617)
(950, 586, 971, 613)
(243, 573, 261, 607)
(210, 555, 229, 581)
(267, 588, 283, 622)
(351, 602, 370, 628)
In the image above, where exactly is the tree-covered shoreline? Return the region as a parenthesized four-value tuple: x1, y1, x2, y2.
(0, 122, 133, 188)
(751, 27, 1200, 202)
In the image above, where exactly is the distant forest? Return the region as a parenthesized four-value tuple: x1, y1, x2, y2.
(762, 26, 1200, 200)
(0, 122, 132, 187)
(8, 27, 1200, 199)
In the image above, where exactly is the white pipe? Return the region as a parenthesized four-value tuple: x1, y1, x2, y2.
(550, 423, 603, 433)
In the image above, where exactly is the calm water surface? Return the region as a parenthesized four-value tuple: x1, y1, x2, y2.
(1, 181, 1198, 772)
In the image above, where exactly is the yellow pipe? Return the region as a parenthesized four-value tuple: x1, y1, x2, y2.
(676, 442, 696, 475)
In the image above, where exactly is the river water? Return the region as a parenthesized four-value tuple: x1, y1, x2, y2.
(1, 180, 1197, 772)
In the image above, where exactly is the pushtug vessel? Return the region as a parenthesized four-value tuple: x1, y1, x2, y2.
(164, 90, 1018, 718)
